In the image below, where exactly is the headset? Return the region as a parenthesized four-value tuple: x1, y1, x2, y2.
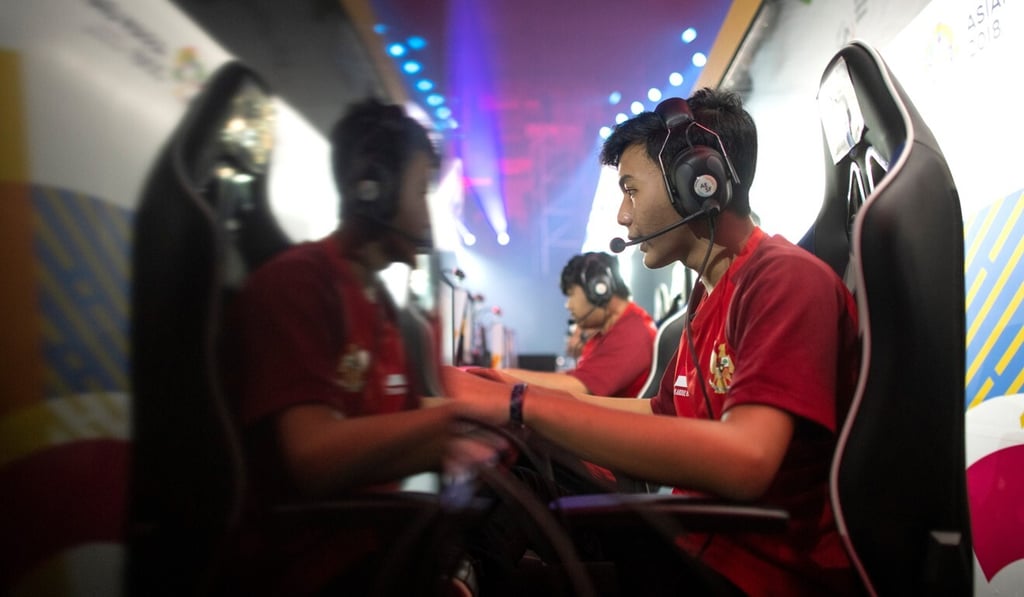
(654, 97, 742, 218)
(347, 113, 409, 223)
(579, 253, 616, 307)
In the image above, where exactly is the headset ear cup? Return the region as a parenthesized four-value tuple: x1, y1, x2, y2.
(588, 278, 610, 305)
(581, 257, 615, 306)
(351, 160, 397, 221)
(669, 146, 732, 216)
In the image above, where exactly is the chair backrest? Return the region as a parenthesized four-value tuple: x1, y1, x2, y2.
(636, 304, 688, 398)
(821, 41, 972, 596)
(127, 61, 290, 596)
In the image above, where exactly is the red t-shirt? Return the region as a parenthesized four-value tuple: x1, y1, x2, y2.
(228, 233, 421, 593)
(571, 301, 657, 396)
(232, 233, 418, 503)
(651, 228, 861, 596)
(236, 233, 417, 429)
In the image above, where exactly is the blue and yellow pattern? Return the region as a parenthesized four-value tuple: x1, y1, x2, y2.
(32, 187, 131, 399)
(965, 188, 1024, 409)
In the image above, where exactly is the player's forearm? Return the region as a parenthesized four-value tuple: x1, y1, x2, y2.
(500, 368, 588, 393)
(575, 393, 655, 412)
(523, 388, 787, 500)
(278, 402, 458, 497)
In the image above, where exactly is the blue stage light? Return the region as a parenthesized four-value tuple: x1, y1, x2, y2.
(681, 27, 697, 43)
(599, 126, 612, 139)
(630, 101, 644, 115)
(669, 72, 684, 86)
(407, 36, 427, 50)
(416, 79, 434, 92)
(692, 52, 707, 67)
(647, 88, 662, 102)
(615, 113, 628, 124)
(403, 60, 422, 74)
(436, 106, 452, 119)
(388, 43, 406, 57)
(427, 94, 444, 106)
(608, 91, 622, 105)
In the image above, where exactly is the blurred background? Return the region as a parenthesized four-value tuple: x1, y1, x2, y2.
(3, 1, 1024, 595)
(166, 0, 739, 357)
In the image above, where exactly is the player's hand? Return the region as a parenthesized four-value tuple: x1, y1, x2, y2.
(441, 366, 512, 426)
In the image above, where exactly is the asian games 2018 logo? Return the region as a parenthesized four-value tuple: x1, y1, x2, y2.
(171, 46, 207, 102)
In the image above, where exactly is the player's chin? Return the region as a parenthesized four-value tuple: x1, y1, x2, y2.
(390, 239, 418, 266)
(642, 247, 673, 270)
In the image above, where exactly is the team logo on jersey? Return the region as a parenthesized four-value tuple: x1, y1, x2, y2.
(709, 343, 734, 394)
(336, 343, 370, 391)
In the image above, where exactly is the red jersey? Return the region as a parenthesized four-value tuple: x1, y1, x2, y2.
(572, 301, 657, 396)
(228, 233, 421, 594)
(236, 233, 417, 428)
(232, 233, 419, 503)
(652, 227, 861, 596)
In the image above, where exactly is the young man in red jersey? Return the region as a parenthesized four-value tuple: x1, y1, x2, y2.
(503, 252, 657, 398)
(447, 88, 862, 596)
(232, 98, 488, 596)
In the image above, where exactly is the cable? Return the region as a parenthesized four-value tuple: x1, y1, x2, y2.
(686, 213, 718, 420)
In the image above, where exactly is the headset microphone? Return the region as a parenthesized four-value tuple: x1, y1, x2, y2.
(389, 224, 434, 250)
(362, 214, 434, 250)
(568, 304, 599, 326)
(609, 200, 719, 254)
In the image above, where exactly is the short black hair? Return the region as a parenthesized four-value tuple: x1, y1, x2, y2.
(330, 98, 439, 219)
(560, 252, 630, 299)
(599, 87, 756, 216)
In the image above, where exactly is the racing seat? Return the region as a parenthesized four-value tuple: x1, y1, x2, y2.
(551, 41, 972, 596)
(820, 41, 972, 595)
(126, 61, 450, 596)
(636, 305, 687, 399)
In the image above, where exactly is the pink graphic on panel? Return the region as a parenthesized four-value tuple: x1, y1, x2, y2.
(967, 444, 1024, 581)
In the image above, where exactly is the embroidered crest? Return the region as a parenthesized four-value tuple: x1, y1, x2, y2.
(709, 343, 735, 394)
(336, 343, 370, 392)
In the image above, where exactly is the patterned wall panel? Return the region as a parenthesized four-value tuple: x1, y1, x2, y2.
(32, 187, 131, 400)
(965, 188, 1024, 409)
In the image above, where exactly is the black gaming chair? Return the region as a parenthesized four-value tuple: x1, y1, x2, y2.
(636, 305, 687, 399)
(126, 61, 455, 596)
(127, 60, 286, 596)
(551, 41, 972, 596)
(822, 41, 972, 595)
